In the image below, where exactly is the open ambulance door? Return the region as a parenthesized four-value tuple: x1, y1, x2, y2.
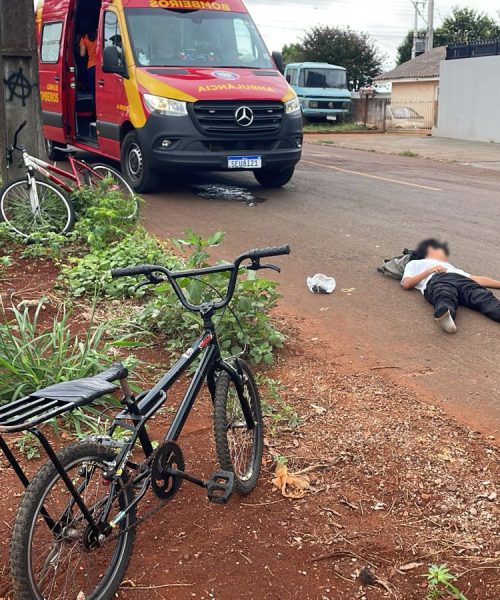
(94, 9, 129, 159)
(38, 13, 75, 147)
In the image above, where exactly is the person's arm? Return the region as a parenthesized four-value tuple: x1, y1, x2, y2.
(80, 38, 87, 59)
(471, 275, 500, 289)
(401, 264, 446, 290)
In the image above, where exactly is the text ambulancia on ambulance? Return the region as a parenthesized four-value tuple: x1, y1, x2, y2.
(36, 0, 303, 192)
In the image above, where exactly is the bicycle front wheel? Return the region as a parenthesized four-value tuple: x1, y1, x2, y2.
(11, 441, 136, 600)
(213, 359, 264, 495)
(0, 176, 74, 239)
(90, 164, 140, 219)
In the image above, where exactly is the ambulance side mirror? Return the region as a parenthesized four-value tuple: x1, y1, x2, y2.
(103, 46, 127, 77)
(272, 51, 284, 75)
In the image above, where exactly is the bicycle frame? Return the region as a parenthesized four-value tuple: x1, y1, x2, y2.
(0, 319, 253, 537)
(0, 244, 289, 540)
(22, 151, 106, 194)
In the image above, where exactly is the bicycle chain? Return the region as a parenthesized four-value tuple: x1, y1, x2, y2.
(105, 454, 168, 542)
(105, 441, 185, 542)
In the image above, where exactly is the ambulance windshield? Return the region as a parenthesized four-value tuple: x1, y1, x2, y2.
(126, 8, 274, 69)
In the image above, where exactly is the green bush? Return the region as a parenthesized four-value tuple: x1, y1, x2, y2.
(72, 181, 138, 250)
(20, 231, 70, 260)
(137, 230, 286, 365)
(62, 229, 181, 297)
(0, 299, 133, 404)
(0, 223, 18, 249)
(0, 255, 13, 273)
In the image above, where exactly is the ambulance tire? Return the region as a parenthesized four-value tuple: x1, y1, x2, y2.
(121, 131, 160, 193)
(253, 166, 295, 188)
(45, 139, 67, 162)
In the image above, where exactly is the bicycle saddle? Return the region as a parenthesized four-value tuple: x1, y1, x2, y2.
(30, 363, 128, 407)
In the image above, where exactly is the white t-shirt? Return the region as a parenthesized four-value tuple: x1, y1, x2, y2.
(402, 259, 470, 294)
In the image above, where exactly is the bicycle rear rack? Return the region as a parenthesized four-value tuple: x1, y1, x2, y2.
(0, 394, 78, 433)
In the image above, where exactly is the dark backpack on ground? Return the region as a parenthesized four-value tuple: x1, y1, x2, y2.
(378, 249, 414, 280)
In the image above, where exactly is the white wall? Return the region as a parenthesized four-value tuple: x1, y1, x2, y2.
(434, 55, 500, 144)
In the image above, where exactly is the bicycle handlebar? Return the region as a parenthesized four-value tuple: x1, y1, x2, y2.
(248, 245, 290, 260)
(13, 121, 27, 150)
(111, 246, 290, 313)
(6, 121, 27, 166)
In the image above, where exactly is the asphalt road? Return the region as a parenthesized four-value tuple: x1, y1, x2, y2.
(141, 141, 500, 436)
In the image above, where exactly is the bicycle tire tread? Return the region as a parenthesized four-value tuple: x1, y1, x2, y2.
(10, 441, 135, 600)
(213, 360, 263, 496)
(0, 175, 75, 238)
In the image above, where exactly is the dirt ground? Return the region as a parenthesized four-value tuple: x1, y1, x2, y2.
(0, 256, 499, 600)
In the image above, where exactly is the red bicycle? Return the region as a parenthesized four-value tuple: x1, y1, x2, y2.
(1, 122, 139, 239)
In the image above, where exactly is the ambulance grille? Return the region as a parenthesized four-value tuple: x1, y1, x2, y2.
(192, 101, 284, 135)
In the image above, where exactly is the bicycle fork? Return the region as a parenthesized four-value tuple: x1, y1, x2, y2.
(23, 154, 42, 215)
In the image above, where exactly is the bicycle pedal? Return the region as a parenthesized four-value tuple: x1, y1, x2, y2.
(206, 470, 234, 505)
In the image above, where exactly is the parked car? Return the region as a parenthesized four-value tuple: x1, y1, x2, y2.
(386, 106, 426, 129)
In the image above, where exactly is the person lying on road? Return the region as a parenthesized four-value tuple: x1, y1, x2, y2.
(401, 238, 500, 334)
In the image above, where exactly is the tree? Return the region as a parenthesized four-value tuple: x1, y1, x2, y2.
(395, 7, 500, 66)
(282, 43, 305, 64)
(396, 31, 414, 65)
(298, 26, 383, 87)
(396, 30, 426, 65)
(434, 7, 500, 45)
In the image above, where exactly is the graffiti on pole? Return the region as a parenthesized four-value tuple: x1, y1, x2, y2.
(3, 67, 35, 106)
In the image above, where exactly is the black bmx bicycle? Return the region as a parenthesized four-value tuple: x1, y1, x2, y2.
(0, 245, 290, 600)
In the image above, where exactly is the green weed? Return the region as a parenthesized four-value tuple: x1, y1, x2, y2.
(62, 229, 179, 298)
(426, 564, 468, 600)
(138, 230, 286, 366)
(0, 298, 134, 403)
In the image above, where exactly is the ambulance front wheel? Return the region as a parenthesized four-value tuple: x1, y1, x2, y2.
(121, 131, 160, 193)
(45, 139, 67, 162)
(253, 166, 295, 188)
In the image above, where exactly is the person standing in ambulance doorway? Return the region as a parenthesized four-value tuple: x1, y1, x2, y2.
(79, 25, 98, 95)
(401, 239, 500, 333)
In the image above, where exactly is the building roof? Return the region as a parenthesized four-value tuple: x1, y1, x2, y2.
(375, 46, 446, 82)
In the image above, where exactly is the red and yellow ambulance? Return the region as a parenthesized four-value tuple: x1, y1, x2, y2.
(35, 0, 303, 191)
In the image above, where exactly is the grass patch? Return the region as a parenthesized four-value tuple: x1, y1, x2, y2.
(303, 122, 368, 134)
(399, 150, 419, 157)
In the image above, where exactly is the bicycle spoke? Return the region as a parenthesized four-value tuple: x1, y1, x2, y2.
(1, 179, 72, 237)
(28, 458, 128, 599)
(226, 385, 255, 481)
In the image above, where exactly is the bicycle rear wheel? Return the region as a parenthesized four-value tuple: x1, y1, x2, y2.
(213, 359, 264, 495)
(0, 176, 74, 239)
(11, 441, 136, 600)
(89, 164, 140, 219)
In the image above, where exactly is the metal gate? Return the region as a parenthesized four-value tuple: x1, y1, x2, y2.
(385, 100, 437, 131)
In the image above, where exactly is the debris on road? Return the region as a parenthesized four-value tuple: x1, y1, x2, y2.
(272, 462, 311, 499)
(307, 274, 336, 294)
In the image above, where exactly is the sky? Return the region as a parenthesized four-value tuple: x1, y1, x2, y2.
(244, 0, 500, 67)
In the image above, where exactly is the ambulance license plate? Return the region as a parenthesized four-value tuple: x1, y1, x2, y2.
(228, 156, 262, 169)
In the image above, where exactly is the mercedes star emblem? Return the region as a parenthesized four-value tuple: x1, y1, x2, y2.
(235, 106, 254, 127)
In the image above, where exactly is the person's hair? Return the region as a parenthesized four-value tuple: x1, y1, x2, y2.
(414, 238, 449, 260)
(80, 20, 96, 41)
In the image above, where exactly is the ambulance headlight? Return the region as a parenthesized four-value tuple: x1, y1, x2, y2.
(285, 97, 301, 115)
(143, 94, 188, 116)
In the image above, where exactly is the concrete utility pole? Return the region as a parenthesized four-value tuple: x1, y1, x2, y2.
(412, 2, 419, 59)
(0, 0, 45, 184)
(426, 0, 435, 52)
